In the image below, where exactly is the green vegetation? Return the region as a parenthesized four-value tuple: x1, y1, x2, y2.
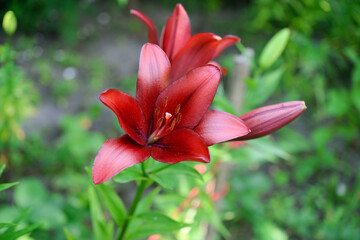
(0, 1, 359, 239)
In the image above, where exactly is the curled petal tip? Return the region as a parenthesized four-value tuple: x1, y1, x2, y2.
(226, 35, 241, 42)
(130, 9, 159, 44)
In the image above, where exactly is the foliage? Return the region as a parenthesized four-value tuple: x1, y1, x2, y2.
(0, 1, 359, 240)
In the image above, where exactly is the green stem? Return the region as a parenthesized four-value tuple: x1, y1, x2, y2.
(141, 162, 147, 176)
(117, 171, 147, 240)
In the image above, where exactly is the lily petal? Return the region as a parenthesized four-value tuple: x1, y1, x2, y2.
(92, 135, 151, 184)
(137, 43, 171, 130)
(100, 89, 147, 145)
(154, 65, 221, 129)
(161, 3, 191, 61)
(236, 101, 307, 140)
(151, 128, 210, 164)
(169, 33, 220, 82)
(130, 9, 159, 44)
(194, 110, 250, 146)
(213, 35, 240, 59)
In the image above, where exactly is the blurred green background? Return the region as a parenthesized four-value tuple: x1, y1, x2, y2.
(0, 0, 359, 239)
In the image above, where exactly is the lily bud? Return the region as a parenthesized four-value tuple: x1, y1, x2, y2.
(235, 101, 306, 140)
(2, 11, 17, 36)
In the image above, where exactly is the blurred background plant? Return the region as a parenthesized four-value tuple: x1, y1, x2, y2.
(0, 0, 359, 239)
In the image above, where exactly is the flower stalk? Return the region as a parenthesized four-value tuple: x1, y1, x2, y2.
(117, 163, 148, 240)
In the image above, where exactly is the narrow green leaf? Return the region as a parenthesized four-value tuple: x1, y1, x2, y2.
(1, 209, 31, 236)
(0, 164, 5, 177)
(259, 28, 291, 69)
(247, 138, 292, 162)
(126, 211, 188, 239)
(136, 187, 161, 214)
(0, 222, 16, 229)
(213, 92, 237, 115)
(63, 227, 76, 240)
(351, 60, 360, 112)
(246, 68, 283, 107)
(96, 183, 127, 226)
(0, 182, 18, 192)
(0, 223, 41, 240)
(198, 190, 231, 239)
(88, 186, 112, 240)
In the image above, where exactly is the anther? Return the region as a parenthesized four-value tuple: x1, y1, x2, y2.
(156, 117, 164, 127)
(170, 119, 176, 131)
(174, 104, 181, 115)
(163, 96, 168, 108)
(154, 107, 160, 116)
(176, 113, 182, 124)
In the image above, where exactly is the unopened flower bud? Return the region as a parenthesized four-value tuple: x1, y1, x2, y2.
(235, 101, 306, 140)
(2, 11, 17, 36)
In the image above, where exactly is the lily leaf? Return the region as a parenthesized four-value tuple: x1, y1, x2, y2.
(136, 187, 161, 214)
(63, 227, 76, 240)
(0, 223, 41, 240)
(149, 174, 174, 190)
(151, 162, 203, 182)
(96, 183, 127, 226)
(198, 189, 231, 239)
(88, 186, 113, 240)
(0, 222, 16, 229)
(0, 182, 18, 192)
(150, 162, 203, 190)
(126, 211, 188, 240)
(213, 85, 237, 115)
(0, 164, 5, 177)
(113, 164, 145, 183)
(246, 68, 283, 108)
(259, 28, 291, 69)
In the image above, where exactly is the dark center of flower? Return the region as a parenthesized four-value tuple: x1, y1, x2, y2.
(147, 96, 182, 144)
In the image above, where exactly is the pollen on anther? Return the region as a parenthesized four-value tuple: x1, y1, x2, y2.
(157, 117, 164, 127)
(154, 107, 160, 116)
(163, 96, 168, 108)
(176, 113, 182, 123)
(170, 119, 176, 131)
(174, 104, 181, 115)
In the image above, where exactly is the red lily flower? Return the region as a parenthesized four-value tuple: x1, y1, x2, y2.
(131, 4, 240, 82)
(92, 43, 250, 184)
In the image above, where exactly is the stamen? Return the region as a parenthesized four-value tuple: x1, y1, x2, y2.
(156, 117, 164, 127)
(174, 104, 181, 115)
(154, 107, 160, 116)
(163, 96, 168, 108)
(170, 119, 176, 131)
(176, 113, 182, 124)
